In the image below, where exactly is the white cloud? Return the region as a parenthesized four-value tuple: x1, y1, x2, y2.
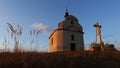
(32, 23, 51, 35)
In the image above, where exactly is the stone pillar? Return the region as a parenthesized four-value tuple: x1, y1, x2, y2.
(94, 22, 104, 51)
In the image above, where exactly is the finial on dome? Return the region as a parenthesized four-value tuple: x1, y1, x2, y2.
(64, 8, 69, 17)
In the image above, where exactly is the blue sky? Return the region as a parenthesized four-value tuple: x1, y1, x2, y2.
(0, 0, 120, 51)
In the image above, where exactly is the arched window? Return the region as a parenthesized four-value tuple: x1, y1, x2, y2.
(51, 38, 53, 45)
(71, 35, 74, 41)
(71, 21, 74, 24)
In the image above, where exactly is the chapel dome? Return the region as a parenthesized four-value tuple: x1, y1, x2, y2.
(65, 15, 78, 22)
(57, 10, 83, 33)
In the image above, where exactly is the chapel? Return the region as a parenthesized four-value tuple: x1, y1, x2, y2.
(49, 10, 84, 52)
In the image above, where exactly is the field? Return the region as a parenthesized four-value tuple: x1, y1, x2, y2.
(0, 51, 120, 68)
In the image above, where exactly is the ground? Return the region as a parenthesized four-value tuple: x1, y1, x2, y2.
(0, 51, 120, 68)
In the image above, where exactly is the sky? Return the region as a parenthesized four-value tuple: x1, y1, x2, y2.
(0, 0, 120, 51)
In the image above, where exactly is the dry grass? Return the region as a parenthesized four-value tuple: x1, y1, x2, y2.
(6, 23, 48, 52)
(4, 23, 120, 68)
(0, 51, 120, 68)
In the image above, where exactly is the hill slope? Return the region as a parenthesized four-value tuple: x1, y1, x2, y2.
(0, 51, 120, 68)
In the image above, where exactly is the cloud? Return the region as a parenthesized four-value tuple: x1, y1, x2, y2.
(32, 23, 51, 35)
